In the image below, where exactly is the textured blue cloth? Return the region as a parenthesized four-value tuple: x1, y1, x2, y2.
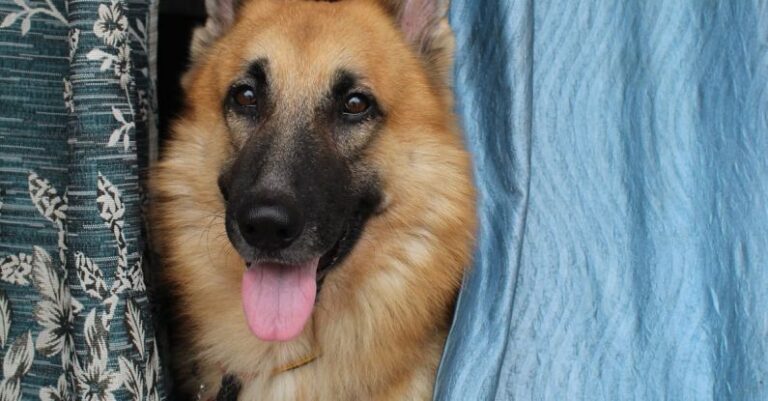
(0, 1, 164, 400)
(436, 1, 768, 400)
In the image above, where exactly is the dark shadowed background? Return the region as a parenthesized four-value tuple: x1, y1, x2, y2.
(158, 0, 205, 138)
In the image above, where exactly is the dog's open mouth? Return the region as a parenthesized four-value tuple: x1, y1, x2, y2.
(317, 211, 364, 281)
(241, 212, 365, 342)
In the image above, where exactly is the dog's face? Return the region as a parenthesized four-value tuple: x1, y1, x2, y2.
(216, 24, 389, 271)
(161, 0, 470, 344)
(216, 14, 390, 339)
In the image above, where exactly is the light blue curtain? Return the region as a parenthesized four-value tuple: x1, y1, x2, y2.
(437, 1, 768, 400)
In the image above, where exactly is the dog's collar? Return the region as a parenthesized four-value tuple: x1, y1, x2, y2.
(271, 348, 322, 375)
(197, 350, 321, 401)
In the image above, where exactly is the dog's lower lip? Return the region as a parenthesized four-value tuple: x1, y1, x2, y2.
(319, 234, 343, 270)
(244, 260, 316, 269)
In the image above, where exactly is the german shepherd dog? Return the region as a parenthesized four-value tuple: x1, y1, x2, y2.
(151, 0, 475, 399)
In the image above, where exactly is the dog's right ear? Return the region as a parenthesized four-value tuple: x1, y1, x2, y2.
(190, 0, 244, 61)
(371, 0, 455, 87)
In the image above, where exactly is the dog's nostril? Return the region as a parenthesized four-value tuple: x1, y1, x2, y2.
(237, 202, 303, 251)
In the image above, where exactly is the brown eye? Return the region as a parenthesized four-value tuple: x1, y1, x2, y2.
(343, 93, 370, 115)
(233, 85, 257, 107)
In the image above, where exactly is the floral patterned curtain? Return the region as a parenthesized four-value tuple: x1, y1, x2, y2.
(0, 1, 164, 400)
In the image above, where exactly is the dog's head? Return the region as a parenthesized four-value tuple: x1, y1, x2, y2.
(163, 0, 472, 343)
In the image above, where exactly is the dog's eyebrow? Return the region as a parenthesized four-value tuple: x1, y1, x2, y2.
(246, 58, 268, 82)
(331, 70, 366, 98)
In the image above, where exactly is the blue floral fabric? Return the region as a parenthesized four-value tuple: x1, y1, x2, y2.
(436, 1, 768, 400)
(0, 1, 163, 400)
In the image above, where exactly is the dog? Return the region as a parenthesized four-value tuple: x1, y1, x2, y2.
(150, 0, 476, 399)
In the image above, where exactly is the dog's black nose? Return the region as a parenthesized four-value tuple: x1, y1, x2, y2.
(237, 199, 303, 251)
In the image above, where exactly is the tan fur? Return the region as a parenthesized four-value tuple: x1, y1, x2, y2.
(150, 1, 475, 399)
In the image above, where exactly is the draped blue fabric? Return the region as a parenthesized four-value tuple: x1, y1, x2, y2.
(437, 1, 768, 400)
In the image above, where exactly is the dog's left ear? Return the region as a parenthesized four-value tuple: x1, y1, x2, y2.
(190, 0, 244, 61)
(377, 0, 455, 86)
(181, 0, 244, 89)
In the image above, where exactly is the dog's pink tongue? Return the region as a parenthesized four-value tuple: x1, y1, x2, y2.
(241, 259, 319, 342)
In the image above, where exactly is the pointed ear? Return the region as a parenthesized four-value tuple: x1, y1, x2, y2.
(379, 0, 454, 86)
(189, 0, 243, 61)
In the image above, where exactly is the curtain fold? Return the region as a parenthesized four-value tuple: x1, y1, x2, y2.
(437, 1, 768, 400)
(0, 1, 163, 400)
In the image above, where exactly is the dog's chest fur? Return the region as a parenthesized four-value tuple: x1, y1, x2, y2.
(200, 340, 441, 401)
